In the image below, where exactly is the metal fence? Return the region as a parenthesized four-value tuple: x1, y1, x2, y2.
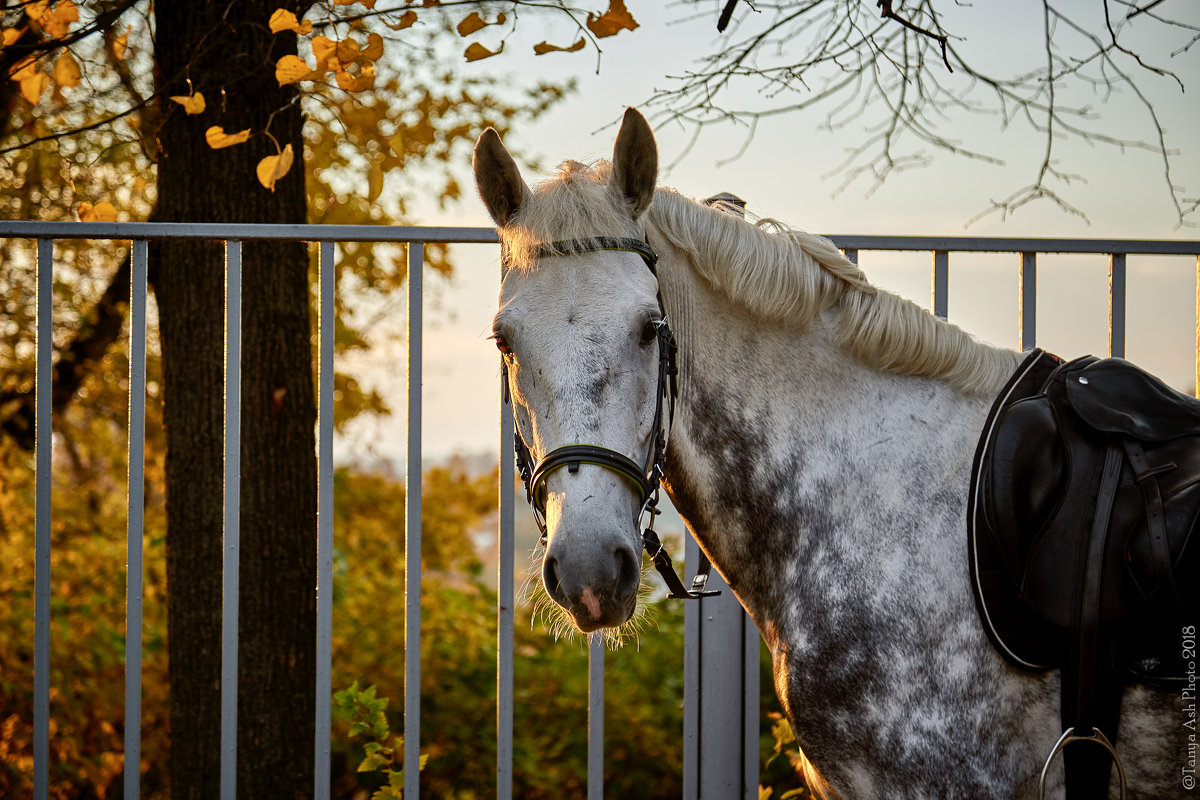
(3, 220, 1198, 800)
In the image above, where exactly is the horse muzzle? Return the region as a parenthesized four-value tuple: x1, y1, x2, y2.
(542, 529, 641, 632)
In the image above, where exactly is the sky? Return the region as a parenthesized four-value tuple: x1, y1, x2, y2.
(336, 1, 1200, 466)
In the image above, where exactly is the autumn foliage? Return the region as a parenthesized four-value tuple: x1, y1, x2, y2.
(1, 0, 638, 207)
(0, 1, 808, 798)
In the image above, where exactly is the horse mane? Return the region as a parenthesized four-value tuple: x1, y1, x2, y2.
(501, 159, 1022, 397)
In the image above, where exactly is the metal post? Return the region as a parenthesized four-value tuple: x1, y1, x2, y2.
(588, 638, 605, 800)
(684, 534, 759, 798)
(932, 250, 949, 319)
(742, 619, 761, 800)
(682, 536, 701, 799)
(124, 239, 148, 800)
(34, 238, 53, 800)
(315, 241, 336, 800)
(220, 239, 242, 800)
(404, 243, 423, 799)
(1195, 255, 1199, 399)
(1109, 254, 1126, 359)
(1020, 252, 1037, 351)
(497, 265, 515, 800)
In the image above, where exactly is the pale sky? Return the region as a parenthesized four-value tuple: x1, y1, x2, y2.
(336, 1, 1200, 466)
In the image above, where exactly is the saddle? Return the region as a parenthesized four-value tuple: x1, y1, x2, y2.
(969, 349, 1200, 799)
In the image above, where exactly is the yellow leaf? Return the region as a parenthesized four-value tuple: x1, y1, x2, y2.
(464, 42, 502, 62)
(40, 0, 78, 39)
(367, 163, 384, 202)
(334, 63, 375, 92)
(275, 54, 316, 86)
(169, 91, 206, 114)
(205, 126, 251, 149)
(361, 32, 383, 62)
(383, 10, 417, 30)
(25, 1, 51, 23)
(533, 37, 586, 55)
(269, 8, 312, 35)
(388, 131, 405, 156)
(256, 143, 294, 192)
(311, 35, 336, 66)
(456, 11, 505, 37)
(77, 201, 118, 222)
(110, 27, 129, 61)
(456, 12, 486, 36)
(52, 51, 81, 87)
(9, 56, 38, 82)
(586, 0, 638, 38)
(2, 28, 25, 48)
(20, 71, 48, 104)
(335, 38, 359, 64)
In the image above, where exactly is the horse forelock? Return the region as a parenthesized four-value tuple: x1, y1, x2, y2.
(499, 159, 636, 270)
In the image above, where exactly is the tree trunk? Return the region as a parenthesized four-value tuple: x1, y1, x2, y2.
(153, 3, 316, 798)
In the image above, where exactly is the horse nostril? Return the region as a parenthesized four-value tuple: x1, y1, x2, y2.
(614, 544, 640, 601)
(543, 555, 568, 606)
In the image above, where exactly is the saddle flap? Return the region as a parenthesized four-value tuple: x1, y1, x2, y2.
(1064, 358, 1200, 441)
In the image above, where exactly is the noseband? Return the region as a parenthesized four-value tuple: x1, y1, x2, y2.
(501, 235, 717, 600)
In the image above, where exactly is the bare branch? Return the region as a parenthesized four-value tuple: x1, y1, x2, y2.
(876, 0, 951, 71)
(651, 0, 1196, 227)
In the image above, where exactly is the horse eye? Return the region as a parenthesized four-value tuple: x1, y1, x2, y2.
(493, 334, 512, 355)
(639, 320, 658, 346)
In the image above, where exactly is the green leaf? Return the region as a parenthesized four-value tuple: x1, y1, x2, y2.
(358, 750, 391, 772)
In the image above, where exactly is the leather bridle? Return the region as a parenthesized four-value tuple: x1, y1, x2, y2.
(501, 235, 717, 600)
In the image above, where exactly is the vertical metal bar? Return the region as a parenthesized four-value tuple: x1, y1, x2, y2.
(497, 262, 515, 800)
(314, 241, 336, 800)
(1195, 255, 1199, 399)
(742, 620, 759, 800)
(124, 239, 148, 800)
(1019, 252, 1037, 350)
(932, 250, 949, 319)
(404, 243, 423, 799)
(220, 239, 242, 800)
(842, 248, 858, 265)
(682, 536, 700, 799)
(587, 637, 605, 800)
(34, 238, 53, 800)
(1108, 254, 1126, 359)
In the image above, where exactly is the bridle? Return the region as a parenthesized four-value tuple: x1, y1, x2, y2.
(500, 235, 718, 600)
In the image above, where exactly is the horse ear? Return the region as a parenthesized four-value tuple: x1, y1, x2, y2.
(610, 108, 658, 219)
(474, 128, 530, 227)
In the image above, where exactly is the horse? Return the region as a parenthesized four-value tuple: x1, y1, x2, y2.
(472, 108, 1185, 798)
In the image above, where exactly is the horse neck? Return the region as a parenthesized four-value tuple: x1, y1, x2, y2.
(654, 244, 993, 646)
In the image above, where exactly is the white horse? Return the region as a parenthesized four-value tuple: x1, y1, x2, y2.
(473, 109, 1184, 798)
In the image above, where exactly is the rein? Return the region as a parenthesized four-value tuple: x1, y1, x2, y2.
(501, 235, 718, 600)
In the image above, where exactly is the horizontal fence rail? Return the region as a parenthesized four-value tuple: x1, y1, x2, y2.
(2, 220, 1197, 800)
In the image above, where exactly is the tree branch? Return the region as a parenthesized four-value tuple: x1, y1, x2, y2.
(876, 0, 951, 71)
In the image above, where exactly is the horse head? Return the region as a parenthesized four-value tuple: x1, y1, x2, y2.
(473, 109, 663, 633)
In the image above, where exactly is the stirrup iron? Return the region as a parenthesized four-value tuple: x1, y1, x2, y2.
(1037, 727, 1127, 800)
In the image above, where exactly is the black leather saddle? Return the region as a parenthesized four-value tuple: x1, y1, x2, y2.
(969, 349, 1200, 798)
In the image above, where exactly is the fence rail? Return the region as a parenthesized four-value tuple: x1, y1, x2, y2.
(3, 220, 1198, 800)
